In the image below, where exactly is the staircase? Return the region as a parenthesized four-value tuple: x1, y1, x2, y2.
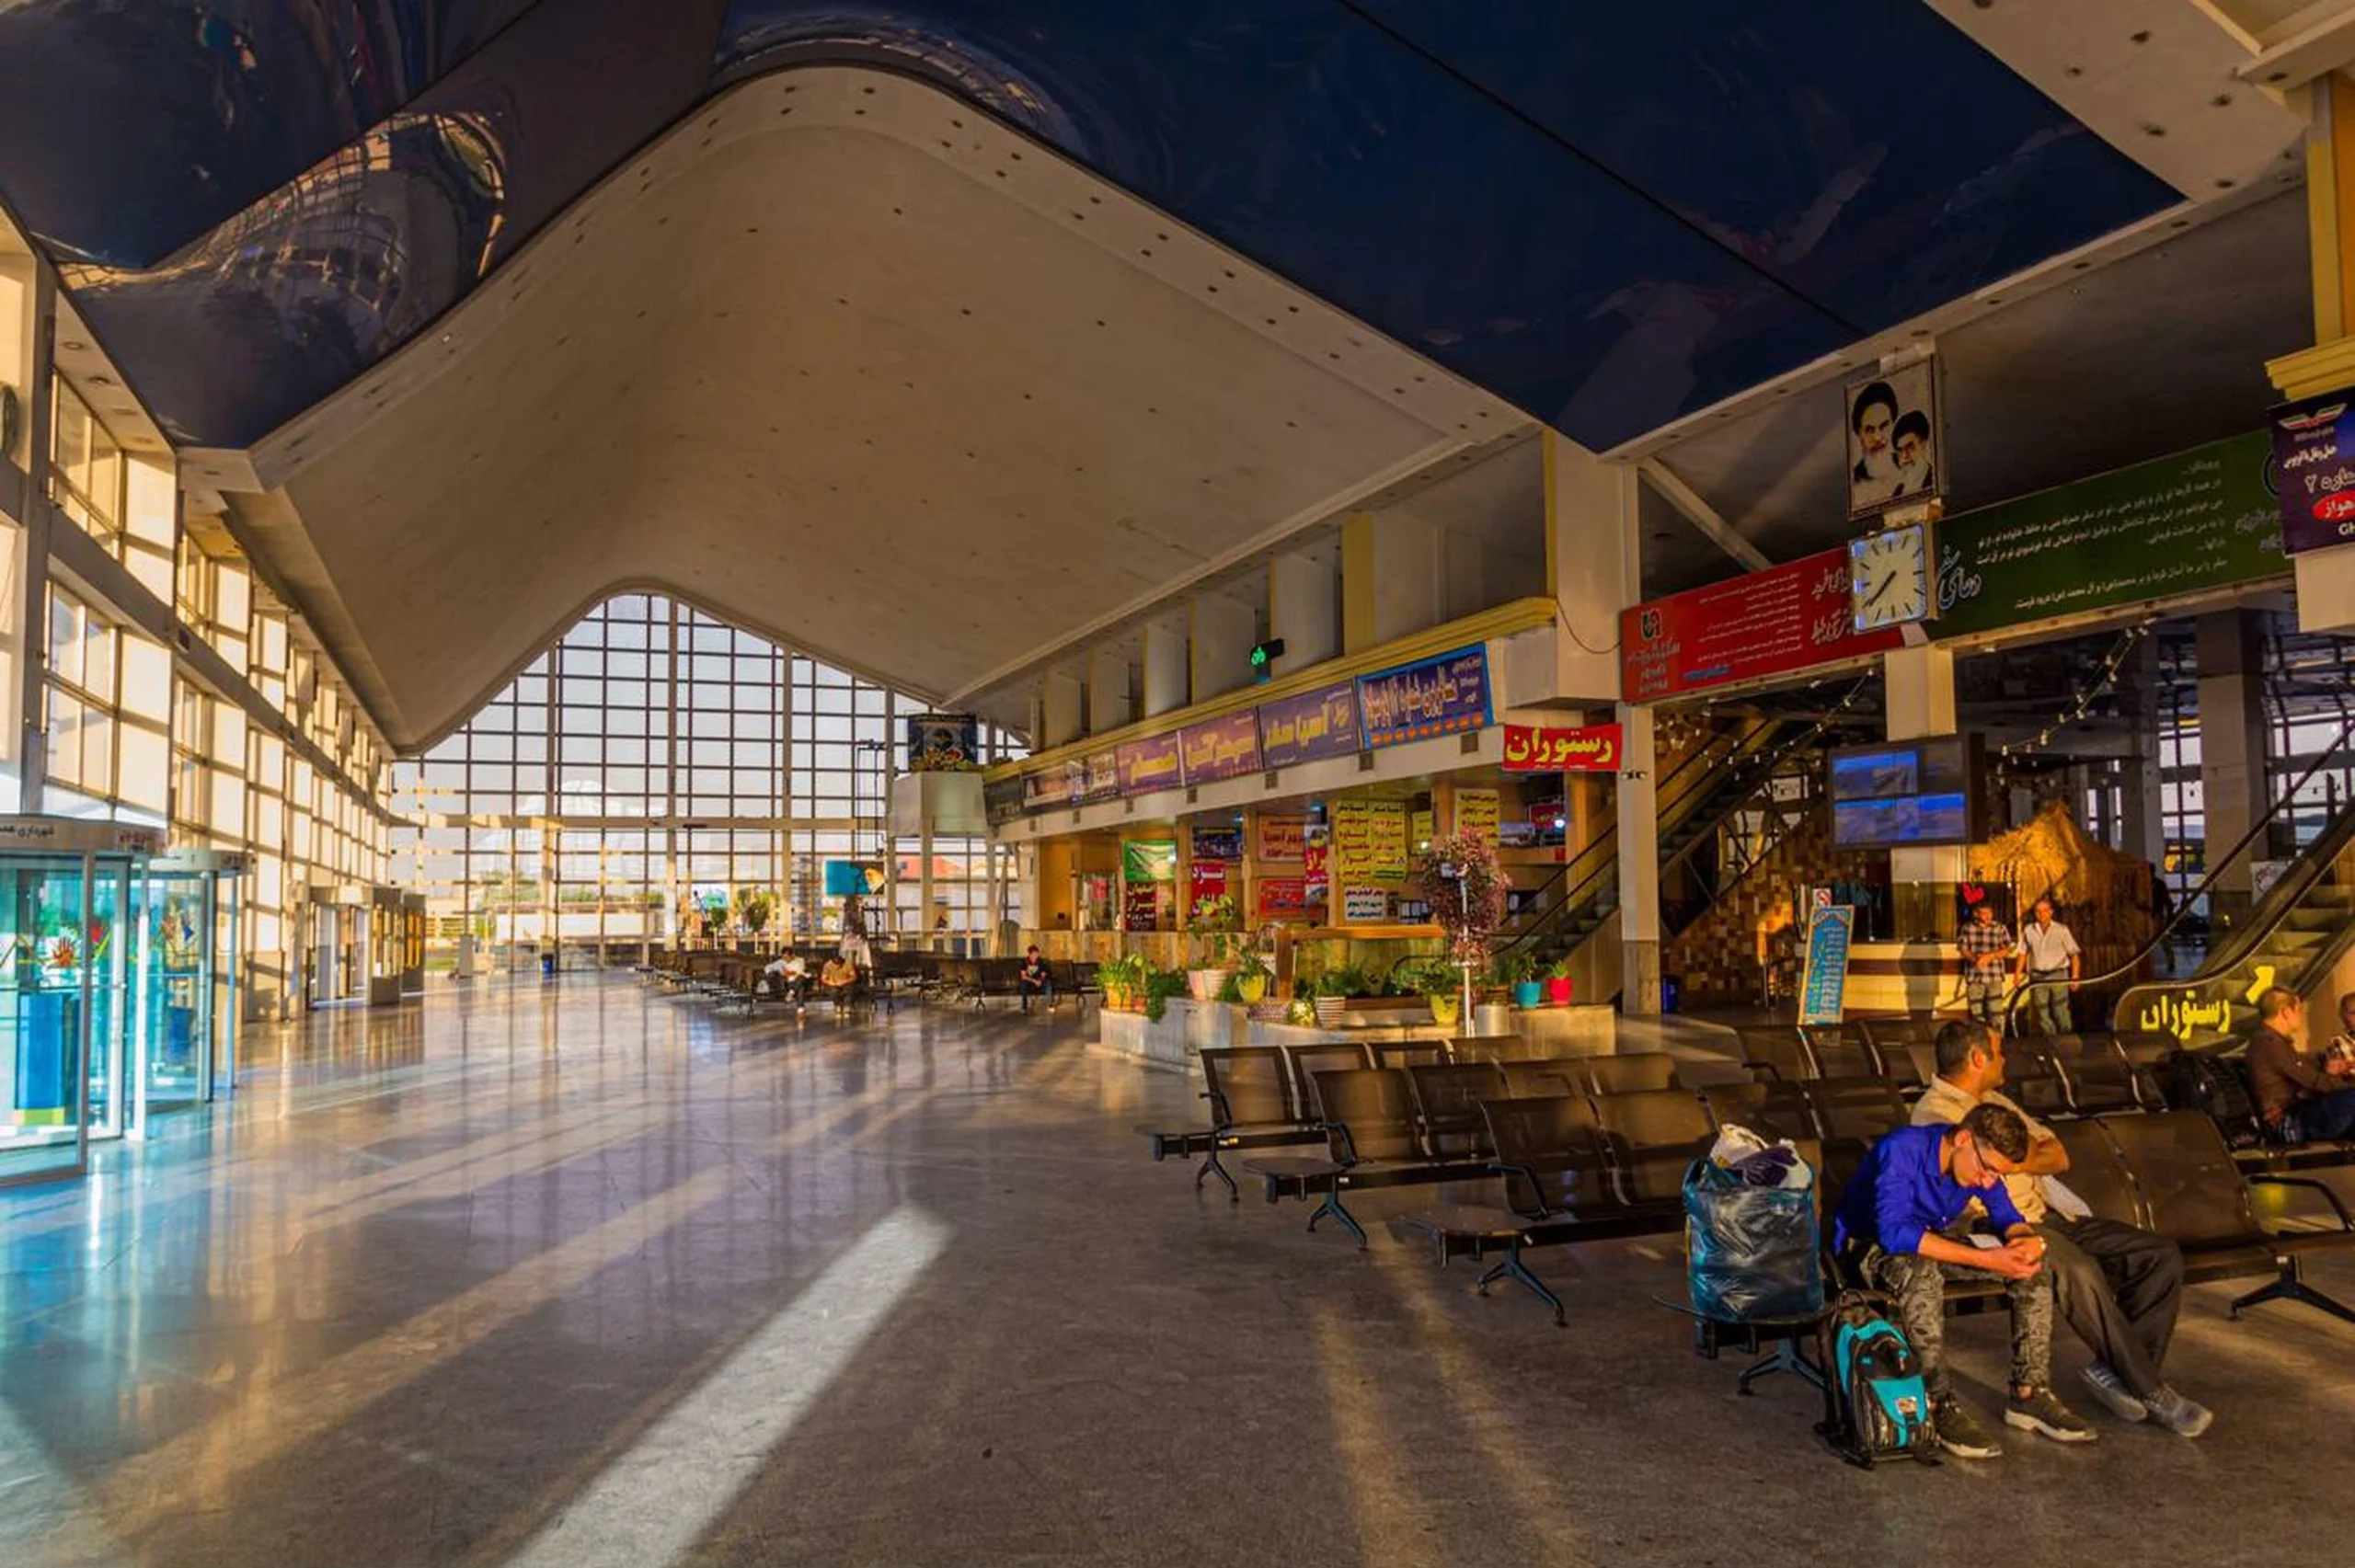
(2112, 795, 2355, 1044)
(1497, 715, 1799, 1001)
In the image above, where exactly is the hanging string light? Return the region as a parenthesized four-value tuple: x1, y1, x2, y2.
(1993, 624, 2150, 784)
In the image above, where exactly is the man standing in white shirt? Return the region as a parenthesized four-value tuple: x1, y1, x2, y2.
(1913, 1021, 2207, 1436)
(2013, 897, 2082, 1036)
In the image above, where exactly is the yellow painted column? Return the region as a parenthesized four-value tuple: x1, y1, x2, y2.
(2269, 78, 2355, 633)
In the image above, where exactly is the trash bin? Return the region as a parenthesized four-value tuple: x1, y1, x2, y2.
(540, 950, 557, 979)
(1660, 975, 1682, 1014)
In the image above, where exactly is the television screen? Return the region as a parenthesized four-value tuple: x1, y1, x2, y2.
(1827, 736, 1980, 847)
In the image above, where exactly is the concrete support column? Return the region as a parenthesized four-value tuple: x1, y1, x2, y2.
(1041, 669, 1084, 750)
(2195, 610, 2271, 898)
(2119, 638, 2167, 870)
(1086, 646, 1132, 736)
(1189, 594, 1257, 703)
(10, 259, 52, 816)
(1141, 617, 1189, 717)
(1883, 644, 1963, 887)
(1268, 550, 1339, 672)
(1341, 510, 1444, 653)
(1615, 703, 1660, 1013)
(1544, 431, 1638, 704)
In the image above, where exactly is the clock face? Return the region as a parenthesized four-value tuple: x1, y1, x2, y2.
(1849, 521, 1932, 631)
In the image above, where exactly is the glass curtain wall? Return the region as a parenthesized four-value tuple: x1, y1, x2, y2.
(388, 594, 1023, 969)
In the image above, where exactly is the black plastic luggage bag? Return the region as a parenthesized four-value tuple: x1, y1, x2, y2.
(1683, 1144, 1822, 1322)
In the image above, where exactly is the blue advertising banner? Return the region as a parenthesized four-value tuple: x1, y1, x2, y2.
(1258, 681, 1361, 768)
(2269, 392, 2355, 555)
(1355, 645, 1491, 750)
(1798, 905, 1855, 1027)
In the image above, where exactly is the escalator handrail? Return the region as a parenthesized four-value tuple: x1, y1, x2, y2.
(2085, 715, 2355, 1000)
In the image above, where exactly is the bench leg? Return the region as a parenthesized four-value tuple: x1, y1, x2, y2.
(1737, 1339, 1825, 1395)
(1305, 1189, 1367, 1249)
(1475, 1244, 1566, 1327)
(1196, 1145, 1239, 1200)
(2231, 1258, 2355, 1326)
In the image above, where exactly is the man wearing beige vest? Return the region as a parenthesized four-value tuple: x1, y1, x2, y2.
(1914, 1021, 2210, 1436)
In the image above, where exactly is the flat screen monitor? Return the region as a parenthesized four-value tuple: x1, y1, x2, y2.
(1827, 735, 1980, 848)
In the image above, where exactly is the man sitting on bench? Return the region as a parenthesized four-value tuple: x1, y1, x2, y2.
(1018, 945, 1053, 1013)
(1914, 1022, 2210, 1437)
(819, 954, 862, 1010)
(1833, 1103, 2093, 1459)
(2246, 988, 2355, 1142)
(762, 952, 810, 1013)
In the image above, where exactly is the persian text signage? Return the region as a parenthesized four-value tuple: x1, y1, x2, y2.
(1114, 735, 1182, 797)
(1258, 681, 1361, 768)
(1080, 751, 1120, 805)
(1356, 646, 1491, 748)
(1622, 550, 1899, 702)
(1502, 722, 1623, 773)
(1454, 789, 1499, 847)
(1258, 815, 1307, 862)
(1935, 430, 2284, 634)
(2269, 395, 2355, 555)
(1332, 799, 1409, 885)
(1179, 710, 1262, 785)
(1797, 905, 1855, 1027)
(1258, 876, 1309, 915)
(1189, 824, 1244, 863)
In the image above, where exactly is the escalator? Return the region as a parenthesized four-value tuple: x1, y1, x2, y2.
(2111, 784, 2355, 1046)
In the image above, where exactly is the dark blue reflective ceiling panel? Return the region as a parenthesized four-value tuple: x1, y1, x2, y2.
(1350, 0, 2177, 334)
(1160, 20, 1852, 451)
(0, 1, 546, 268)
(0, 1, 2179, 452)
(63, 0, 731, 446)
(716, 0, 1352, 200)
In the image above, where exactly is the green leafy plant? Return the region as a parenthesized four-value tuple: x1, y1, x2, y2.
(1544, 957, 1573, 981)
(1316, 963, 1372, 1000)
(1490, 952, 1535, 988)
(1143, 964, 1189, 1023)
(1398, 956, 1459, 1000)
(1185, 893, 1243, 967)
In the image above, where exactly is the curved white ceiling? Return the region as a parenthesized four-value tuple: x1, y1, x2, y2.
(191, 66, 1522, 752)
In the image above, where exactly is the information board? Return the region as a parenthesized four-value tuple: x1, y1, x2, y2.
(1798, 905, 1855, 1027)
(1621, 550, 1900, 702)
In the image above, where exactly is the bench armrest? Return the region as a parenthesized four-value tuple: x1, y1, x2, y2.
(2249, 1173, 2355, 1233)
(1489, 1158, 1555, 1219)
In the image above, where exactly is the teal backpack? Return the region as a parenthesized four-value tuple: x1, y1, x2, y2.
(1815, 1290, 1939, 1468)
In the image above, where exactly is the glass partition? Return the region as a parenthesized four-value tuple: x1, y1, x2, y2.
(0, 853, 134, 1183)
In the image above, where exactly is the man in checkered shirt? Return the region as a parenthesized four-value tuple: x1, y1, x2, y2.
(1956, 900, 2014, 1032)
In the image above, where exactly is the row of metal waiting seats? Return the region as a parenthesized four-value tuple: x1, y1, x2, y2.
(1148, 1039, 2355, 1333)
(1735, 1021, 2176, 1122)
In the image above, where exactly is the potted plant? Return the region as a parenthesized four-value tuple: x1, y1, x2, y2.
(1185, 893, 1242, 1001)
(1096, 957, 1131, 1012)
(1403, 958, 1461, 1028)
(1234, 950, 1271, 1005)
(1494, 953, 1543, 1011)
(1311, 964, 1362, 1029)
(1544, 957, 1574, 1007)
(1414, 830, 1510, 1033)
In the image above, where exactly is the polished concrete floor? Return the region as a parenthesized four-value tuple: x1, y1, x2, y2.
(5, 977, 2353, 1568)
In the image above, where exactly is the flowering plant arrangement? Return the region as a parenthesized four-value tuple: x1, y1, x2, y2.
(1414, 831, 1509, 967)
(1185, 893, 1243, 966)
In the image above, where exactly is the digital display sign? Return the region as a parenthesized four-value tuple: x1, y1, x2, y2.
(1827, 736, 1981, 849)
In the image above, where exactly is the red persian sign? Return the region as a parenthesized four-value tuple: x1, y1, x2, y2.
(1620, 548, 1900, 703)
(1502, 723, 1622, 773)
(1258, 876, 1309, 915)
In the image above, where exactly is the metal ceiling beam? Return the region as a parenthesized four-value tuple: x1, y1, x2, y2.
(1636, 458, 1771, 573)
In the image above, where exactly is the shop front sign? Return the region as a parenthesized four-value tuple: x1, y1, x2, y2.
(1114, 735, 1182, 797)
(1179, 710, 1262, 785)
(2269, 395, 2355, 555)
(1356, 646, 1490, 749)
(1258, 815, 1307, 862)
(1502, 722, 1622, 773)
(1622, 549, 1899, 702)
(1258, 681, 1361, 768)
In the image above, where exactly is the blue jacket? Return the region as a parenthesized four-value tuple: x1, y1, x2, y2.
(1832, 1123, 2028, 1255)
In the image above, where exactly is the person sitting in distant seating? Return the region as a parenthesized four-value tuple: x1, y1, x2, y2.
(819, 955, 862, 1010)
(2246, 987, 2355, 1141)
(1019, 945, 1053, 1012)
(762, 952, 809, 1012)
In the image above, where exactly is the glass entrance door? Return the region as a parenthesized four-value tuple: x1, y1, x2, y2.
(0, 853, 132, 1184)
(137, 871, 216, 1118)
